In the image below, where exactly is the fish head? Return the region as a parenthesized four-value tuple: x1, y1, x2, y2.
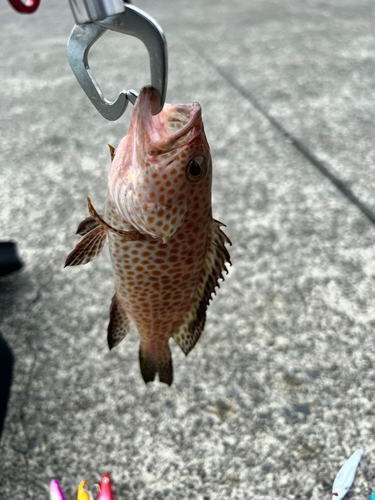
(109, 87, 212, 243)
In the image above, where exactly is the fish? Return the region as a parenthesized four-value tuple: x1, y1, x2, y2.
(76, 480, 93, 500)
(65, 86, 231, 385)
(332, 449, 363, 500)
(98, 473, 114, 500)
(49, 479, 66, 500)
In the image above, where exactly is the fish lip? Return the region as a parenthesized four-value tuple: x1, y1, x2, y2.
(136, 86, 202, 157)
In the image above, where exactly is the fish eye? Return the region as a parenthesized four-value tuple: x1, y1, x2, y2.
(186, 156, 208, 183)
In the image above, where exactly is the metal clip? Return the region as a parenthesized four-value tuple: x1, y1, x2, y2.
(67, 2, 168, 121)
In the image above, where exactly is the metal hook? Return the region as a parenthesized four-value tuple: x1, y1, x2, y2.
(67, 2, 168, 121)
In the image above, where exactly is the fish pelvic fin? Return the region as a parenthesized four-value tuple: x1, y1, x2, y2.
(173, 219, 232, 355)
(139, 343, 173, 386)
(65, 225, 107, 267)
(107, 294, 131, 350)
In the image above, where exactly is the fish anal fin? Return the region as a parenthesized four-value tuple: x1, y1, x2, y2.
(139, 344, 173, 386)
(76, 215, 100, 236)
(64, 226, 107, 267)
(173, 219, 231, 355)
(107, 294, 131, 350)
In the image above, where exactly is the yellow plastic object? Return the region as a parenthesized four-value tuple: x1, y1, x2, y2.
(76, 480, 91, 500)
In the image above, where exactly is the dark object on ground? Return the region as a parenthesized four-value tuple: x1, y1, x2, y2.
(0, 242, 23, 277)
(0, 332, 14, 439)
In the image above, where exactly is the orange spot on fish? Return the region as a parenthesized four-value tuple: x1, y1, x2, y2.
(147, 217, 154, 224)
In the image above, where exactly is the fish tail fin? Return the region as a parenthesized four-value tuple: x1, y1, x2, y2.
(139, 343, 173, 386)
(107, 294, 131, 349)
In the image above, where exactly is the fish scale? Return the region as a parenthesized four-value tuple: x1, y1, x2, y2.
(65, 87, 231, 385)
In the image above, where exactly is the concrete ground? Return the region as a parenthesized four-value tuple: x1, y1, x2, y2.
(1, 0, 375, 498)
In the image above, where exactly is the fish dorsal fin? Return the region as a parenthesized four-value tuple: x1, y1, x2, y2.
(108, 144, 115, 161)
(107, 294, 131, 349)
(65, 225, 107, 267)
(173, 219, 231, 355)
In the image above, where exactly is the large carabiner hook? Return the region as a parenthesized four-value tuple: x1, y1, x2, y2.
(67, 2, 168, 121)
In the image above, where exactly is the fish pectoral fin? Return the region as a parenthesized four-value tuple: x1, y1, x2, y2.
(64, 225, 107, 267)
(139, 344, 173, 386)
(76, 215, 101, 236)
(87, 197, 142, 240)
(107, 294, 131, 349)
(173, 219, 231, 355)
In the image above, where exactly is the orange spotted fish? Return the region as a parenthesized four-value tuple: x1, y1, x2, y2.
(65, 87, 231, 385)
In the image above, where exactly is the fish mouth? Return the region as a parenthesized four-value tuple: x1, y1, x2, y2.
(135, 86, 202, 158)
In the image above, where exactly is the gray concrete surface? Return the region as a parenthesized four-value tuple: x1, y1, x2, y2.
(1, 1, 375, 499)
